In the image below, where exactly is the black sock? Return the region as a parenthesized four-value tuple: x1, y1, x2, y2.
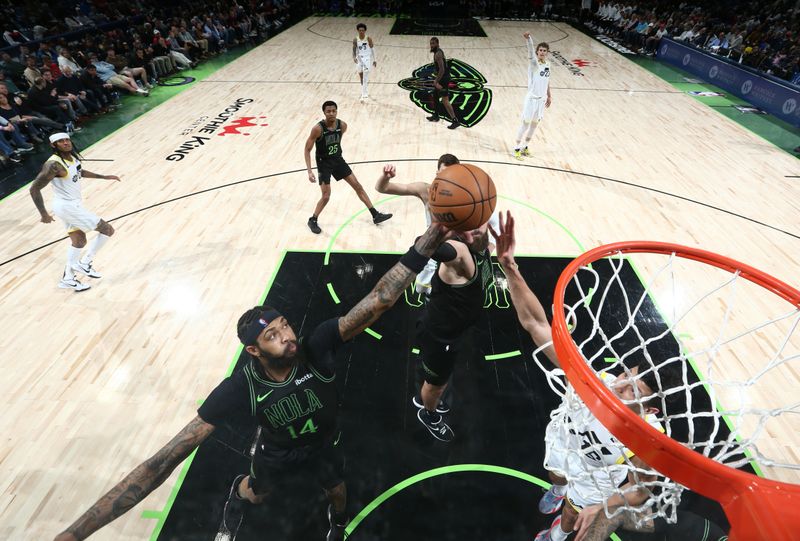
(368, 207, 378, 218)
(310, 215, 317, 221)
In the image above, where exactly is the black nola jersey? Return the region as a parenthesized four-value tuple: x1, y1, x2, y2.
(315, 120, 343, 160)
(198, 318, 343, 452)
(422, 246, 494, 341)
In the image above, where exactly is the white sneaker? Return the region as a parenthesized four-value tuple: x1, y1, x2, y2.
(59, 277, 91, 291)
(73, 260, 102, 278)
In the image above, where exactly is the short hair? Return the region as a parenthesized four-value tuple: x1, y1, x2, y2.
(322, 100, 337, 111)
(356, 23, 366, 31)
(437, 153, 460, 169)
(430, 36, 439, 43)
(536, 42, 550, 51)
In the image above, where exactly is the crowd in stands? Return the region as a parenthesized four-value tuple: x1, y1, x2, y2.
(0, 0, 295, 168)
(585, 1, 800, 84)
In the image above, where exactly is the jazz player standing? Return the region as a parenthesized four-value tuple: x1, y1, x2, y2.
(513, 33, 552, 160)
(352, 23, 376, 101)
(304, 100, 392, 235)
(29, 132, 120, 292)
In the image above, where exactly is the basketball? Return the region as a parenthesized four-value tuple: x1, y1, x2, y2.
(428, 164, 497, 231)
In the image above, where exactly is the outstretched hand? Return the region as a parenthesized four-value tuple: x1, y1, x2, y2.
(383, 164, 396, 178)
(523, 31, 531, 39)
(573, 503, 603, 541)
(488, 210, 516, 265)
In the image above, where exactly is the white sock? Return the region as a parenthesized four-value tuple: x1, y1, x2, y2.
(81, 234, 110, 265)
(65, 245, 82, 280)
(551, 517, 570, 541)
(551, 483, 567, 496)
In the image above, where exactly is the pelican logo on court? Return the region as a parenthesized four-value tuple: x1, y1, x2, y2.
(741, 80, 753, 95)
(782, 99, 797, 114)
(708, 66, 719, 79)
(398, 58, 492, 128)
(682, 54, 691, 66)
(218, 116, 270, 136)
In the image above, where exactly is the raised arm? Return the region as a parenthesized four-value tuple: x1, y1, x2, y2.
(54, 416, 215, 541)
(81, 170, 121, 181)
(489, 211, 559, 367)
(304, 124, 321, 183)
(29, 160, 64, 224)
(374, 164, 429, 200)
(524, 32, 534, 59)
(338, 223, 448, 341)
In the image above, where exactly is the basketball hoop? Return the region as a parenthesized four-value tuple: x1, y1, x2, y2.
(550, 241, 800, 541)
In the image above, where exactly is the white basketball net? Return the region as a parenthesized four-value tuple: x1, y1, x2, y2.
(534, 250, 800, 526)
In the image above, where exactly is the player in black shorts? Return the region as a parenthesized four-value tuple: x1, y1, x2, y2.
(414, 218, 496, 442)
(303, 100, 392, 234)
(52, 223, 452, 541)
(426, 37, 459, 130)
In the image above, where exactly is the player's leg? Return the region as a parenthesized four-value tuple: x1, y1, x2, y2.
(514, 96, 536, 159)
(309, 181, 331, 234)
(521, 100, 545, 155)
(341, 171, 392, 224)
(440, 94, 459, 129)
(60, 229, 91, 291)
(317, 439, 349, 541)
(415, 331, 455, 441)
(536, 499, 579, 541)
(361, 66, 370, 99)
(74, 218, 114, 278)
(356, 63, 364, 98)
(540, 421, 569, 514)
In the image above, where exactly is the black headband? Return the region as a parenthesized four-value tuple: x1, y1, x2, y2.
(240, 308, 282, 346)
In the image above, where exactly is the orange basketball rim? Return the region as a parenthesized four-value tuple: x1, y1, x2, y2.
(551, 241, 800, 541)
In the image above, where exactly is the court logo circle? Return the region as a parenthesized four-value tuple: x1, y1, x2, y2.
(682, 54, 691, 66)
(782, 98, 797, 114)
(741, 80, 753, 94)
(708, 66, 719, 79)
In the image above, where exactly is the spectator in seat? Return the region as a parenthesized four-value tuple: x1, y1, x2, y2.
(79, 64, 118, 109)
(707, 32, 729, 53)
(42, 69, 83, 119)
(57, 47, 83, 75)
(106, 49, 151, 90)
(0, 90, 64, 139)
(23, 56, 43, 89)
(89, 53, 149, 95)
(56, 66, 101, 114)
(0, 52, 26, 82)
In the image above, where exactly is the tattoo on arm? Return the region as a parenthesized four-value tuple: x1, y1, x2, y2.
(582, 508, 655, 541)
(61, 416, 214, 540)
(29, 161, 62, 215)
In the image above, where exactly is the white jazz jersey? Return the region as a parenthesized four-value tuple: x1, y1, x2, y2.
(355, 35, 372, 69)
(48, 154, 82, 202)
(48, 154, 101, 232)
(526, 38, 551, 99)
(544, 373, 664, 509)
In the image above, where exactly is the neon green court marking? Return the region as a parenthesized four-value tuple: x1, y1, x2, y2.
(604, 357, 617, 363)
(141, 510, 162, 519)
(411, 348, 420, 354)
(485, 350, 522, 360)
(343, 464, 622, 541)
(326, 283, 341, 304)
(324, 195, 401, 266)
(148, 251, 286, 540)
(364, 327, 382, 340)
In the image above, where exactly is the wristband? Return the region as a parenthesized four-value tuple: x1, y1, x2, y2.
(399, 246, 429, 273)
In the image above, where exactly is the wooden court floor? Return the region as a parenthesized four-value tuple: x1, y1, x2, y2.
(1, 17, 799, 540)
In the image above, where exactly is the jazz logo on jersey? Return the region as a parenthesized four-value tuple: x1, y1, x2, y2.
(398, 58, 492, 128)
(540, 67, 550, 77)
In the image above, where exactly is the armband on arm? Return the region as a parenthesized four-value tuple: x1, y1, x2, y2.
(431, 242, 457, 263)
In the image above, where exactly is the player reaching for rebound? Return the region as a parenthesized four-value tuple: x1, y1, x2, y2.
(53, 222, 453, 541)
(352, 23, 376, 101)
(304, 100, 392, 235)
(513, 33, 552, 160)
(29, 132, 120, 292)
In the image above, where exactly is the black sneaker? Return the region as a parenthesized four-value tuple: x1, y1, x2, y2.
(426, 114, 440, 122)
(416, 408, 454, 442)
(326, 504, 349, 541)
(220, 474, 246, 538)
(308, 216, 321, 234)
(447, 121, 459, 130)
(412, 394, 450, 414)
(373, 212, 392, 225)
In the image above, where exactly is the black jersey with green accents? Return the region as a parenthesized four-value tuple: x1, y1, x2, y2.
(315, 120, 343, 160)
(198, 318, 344, 457)
(422, 246, 493, 341)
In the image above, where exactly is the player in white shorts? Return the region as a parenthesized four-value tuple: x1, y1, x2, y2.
(488, 211, 678, 541)
(352, 23, 376, 100)
(513, 33, 552, 161)
(374, 154, 499, 295)
(29, 132, 121, 292)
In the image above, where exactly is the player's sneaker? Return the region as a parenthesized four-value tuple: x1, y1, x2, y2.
(534, 515, 562, 541)
(73, 260, 102, 278)
(308, 216, 322, 234)
(58, 276, 91, 292)
(373, 212, 393, 225)
(412, 394, 450, 414)
(326, 504, 349, 541)
(538, 485, 565, 514)
(426, 114, 440, 122)
(513, 149, 524, 161)
(219, 474, 246, 539)
(521, 147, 531, 157)
(417, 408, 454, 442)
(447, 121, 459, 130)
